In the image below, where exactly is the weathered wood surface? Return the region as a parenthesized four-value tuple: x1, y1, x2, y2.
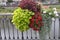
(0, 14, 60, 40)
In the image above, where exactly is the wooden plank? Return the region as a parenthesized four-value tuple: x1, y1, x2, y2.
(59, 19, 60, 40)
(31, 29, 36, 39)
(36, 31, 40, 40)
(8, 18, 14, 39)
(46, 20, 51, 40)
(27, 29, 32, 39)
(55, 18, 59, 40)
(0, 18, 1, 39)
(13, 25, 18, 39)
(45, 24, 50, 40)
(0, 39, 55, 40)
(8, 39, 21, 40)
(18, 30, 22, 40)
(4, 17, 9, 40)
(46, 33, 50, 40)
(1, 18, 5, 40)
(23, 30, 27, 39)
(50, 20, 55, 39)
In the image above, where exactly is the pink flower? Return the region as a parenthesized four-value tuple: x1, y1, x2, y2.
(43, 6, 49, 9)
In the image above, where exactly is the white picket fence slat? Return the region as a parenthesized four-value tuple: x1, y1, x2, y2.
(18, 30, 22, 40)
(14, 26, 18, 39)
(1, 18, 5, 40)
(8, 18, 14, 39)
(23, 31, 27, 39)
(50, 20, 55, 40)
(55, 18, 59, 40)
(4, 18, 9, 40)
(31, 29, 36, 39)
(36, 31, 40, 39)
(27, 29, 32, 39)
(46, 33, 50, 40)
(0, 14, 60, 40)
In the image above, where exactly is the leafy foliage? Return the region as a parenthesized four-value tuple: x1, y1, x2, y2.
(19, 0, 41, 12)
(42, 8, 57, 18)
(12, 7, 34, 32)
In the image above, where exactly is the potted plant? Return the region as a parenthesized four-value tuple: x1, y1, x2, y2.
(12, 0, 58, 40)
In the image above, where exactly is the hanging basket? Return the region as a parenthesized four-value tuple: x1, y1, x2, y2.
(11, 0, 58, 40)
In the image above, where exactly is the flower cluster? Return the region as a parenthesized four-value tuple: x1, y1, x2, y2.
(19, 0, 41, 12)
(19, 0, 43, 31)
(52, 8, 59, 20)
(12, 0, 58, 32)
(42, 8, 58, 21)
(29, 12, 43, 31)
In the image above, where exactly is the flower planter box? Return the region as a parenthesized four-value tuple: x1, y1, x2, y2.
(0, 13, 59, 40)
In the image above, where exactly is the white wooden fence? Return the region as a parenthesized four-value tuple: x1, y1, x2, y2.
(0, 13, 60, 40)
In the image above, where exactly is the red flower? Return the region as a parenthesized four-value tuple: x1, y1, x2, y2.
(33, 27, 39, 31)
(43, 6, 49, 9)
(38, 16, 42, 21)
(29, 23, 34, 28)
(40, 22, 44, 26)
(36, 19, 38, 24)
(32, 15, 35, 19)
(38, 24, 41, 27)
(29, 12, 43, 31)
(19, 0, 40, 12)
(30, 19, 34, 22)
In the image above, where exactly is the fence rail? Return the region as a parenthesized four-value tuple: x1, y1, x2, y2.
(0, 13, 60, 40)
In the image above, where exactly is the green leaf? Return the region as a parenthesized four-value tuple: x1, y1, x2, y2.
(12, 7, 34, 32)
